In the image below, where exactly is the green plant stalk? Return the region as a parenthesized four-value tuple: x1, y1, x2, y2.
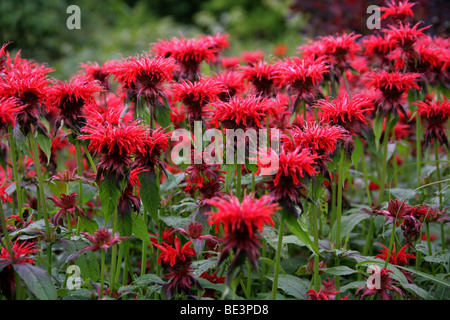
(343, 72, 352, 99)
(122, 242, 129, 286)
(384, 221, 396, 269)
(335, 150, 345, 250)
(433, 140, 446, 252)
(114, 241, 124, 284)
(75, 140, 84, 207)
(8, 125, 22, 213)
(109, 208, 118, 291)
(425, 222, 436, 276)
(359, 137, 372, 207)
(82, 145, 97, 175)
(140, 210, 148, 276)
(246, 261, 253, 299)
(100, 249, 105, 299)
(236, 163, 241, 201)
(271, 214, 284, 300)
(416, 116, 422, 186)
(311, 204, 321, 291)
(29, 132, 52, 274)
(378, 113, 391, 205)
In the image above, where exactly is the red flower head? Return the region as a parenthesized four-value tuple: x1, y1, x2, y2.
(153, 36, 218, 81)
(0, 62, 53, 135)
(171, 77, 225, 130)
(241, 50, 265, 66)
(374, 198, 411, 223)
(380, 0, 416, 24)
(307, 289, 330, 300)
(375, 243, 415, 267)
(79, 116, 147, 183)
(153, 236, 200, 299)
(67, 229, 129, 262)
(288, 123, 348, 180)
(172, 221, 218, 257)
(110, 54, 178, 102)
(414, 97, 450, 149)
(132, 127, 171, 174)
(0, 240, 38, 265)
(207, 194, 278, 282)
(212, 70, 245, 102)
(383, 22, 430, 52)
(364, 70, 420, 117)
(80, 61, 112, 91)
(357, 266, 405, 300)
(318, 32, 361, 72)
(209, 94, 276, 130)
(275, 56, 329, 107)
(315, 94, 373, 136)
(362, 34, 397, 59)
(240, 59, 282, 97)
(0, 97, 23, 132)
(257, 146, 318, 217)
(46, 75, 102, 131)
(47, 192, 86, 227)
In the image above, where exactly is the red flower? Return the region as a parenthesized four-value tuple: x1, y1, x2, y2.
(318, 32, 361, 72)
(364, 70, 420, 117)
(79, 117, 147, 182)
(362, 34, 397, 59)
(212, 70, 245, 101)
(80, 61, 113, 90)
(357, 267, 405, 300)
(110, 55, 178, 101)
(46, 75, 102, 131)
(67, 229, 129, 261)
(171, 77, 225, 130)
(47, 193, 86, 227)
(257, 146, 318, 217)
(209, 94, 275, 129)
(307, 288, 330, 300)
(275, 56, 329, 106)
(380, 0, 416, 23)
(315, 94, 373, 136)
(207, 194, 278, 280)
(0, 240, 38, 265)
(0, 63, 53, 134)
(153, 36, 218, 81)
(0, 97, 23, 131)
(240, 59, 282, 97)
(383, 22, 430, 51)
(375, 243, 415, 266)
(415, 97, 450, 149)
(133, 127, 171, 173)
(172, 221, 218, 257)
(153, 236, 200, 299)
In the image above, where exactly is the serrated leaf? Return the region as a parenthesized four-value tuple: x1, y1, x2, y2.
(36, 127, 52, 165)
(331, 212, 370, 243)
(324, 266, 358, 276)
(118, 212, 132, 237)
(282, 209, 320, 256)
(138, 170, 159, 223)
(402, 283, 435, 300)
(266, 274, 309, 300)
(99, 174, 121, 224)
(132, 212, 150, 244)
(14, 263, 57, 300)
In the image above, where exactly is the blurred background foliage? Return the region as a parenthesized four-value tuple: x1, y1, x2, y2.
(1, 0, 448, 79)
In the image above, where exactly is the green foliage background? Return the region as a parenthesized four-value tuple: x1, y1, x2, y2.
(0, 0, 305, 79)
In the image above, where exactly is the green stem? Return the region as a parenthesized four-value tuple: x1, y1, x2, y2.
(343, 71, 352, 99)
(336, 150, 345, 250)
(8, 125, 22, 213)
(141, 210, 148, 276)
(82, 145, 97, 175)
(246, 261, 253, 299)
(100, 249, 105, 299)
(416, 115, 422, 186)
(384, 221, 396, 269)
(109, 209, 118, 291)
(0, 202, 14, 261)
(114, 241, 124, 284)
(434, 140, 443, 209)
(359, 138, 372, 207)
(75, 140, 84, 207)
(311, 201, 321, 291)
(378, 113, 391, 205)
(236, 163, 241, 200)
(271, 214, 284, 300)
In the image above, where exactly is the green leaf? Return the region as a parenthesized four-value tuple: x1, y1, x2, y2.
(282, 210, 320, 256)
(138, 170, 160, 223)
(99, 174, 121, 224)
(132, 212, 150, 244)
(79, 216, 99, 234)
(69, 183, 98, 204)
(324, 266, 359, 276)
(402, 283, 435, 300)
(396, 265, 450, 288)
(13, 127, 32, 159)
(36, 127, 52, 165)
(266, 274, 309, 300)
(14, 263, 57, 300)
(154, 104, 173, 130)
(118, 212, 133, 237)
(331, 212, 370, 243)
